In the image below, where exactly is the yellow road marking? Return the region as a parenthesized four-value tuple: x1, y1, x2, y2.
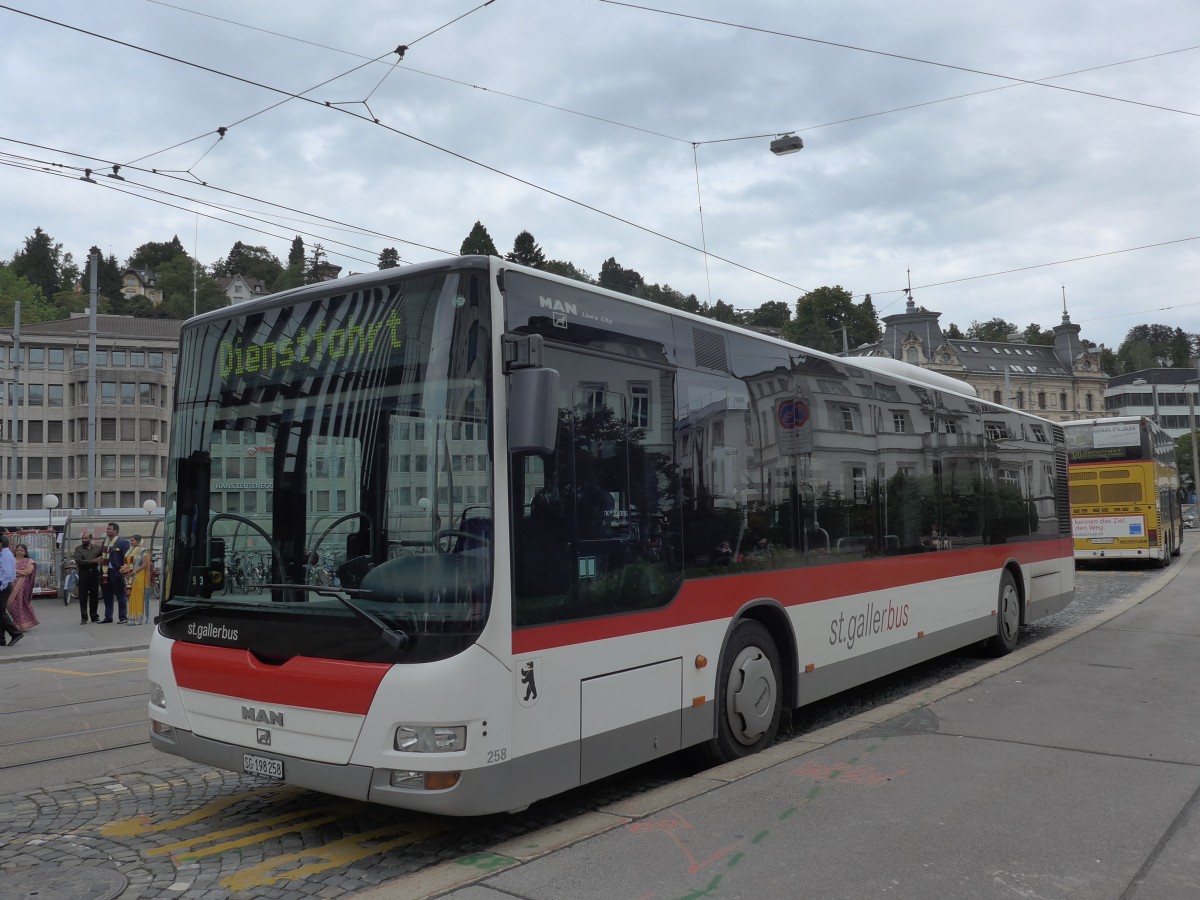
(101, 787, 299, 836)
(222, 821, 448, 892)
(34, 665, 148, 676)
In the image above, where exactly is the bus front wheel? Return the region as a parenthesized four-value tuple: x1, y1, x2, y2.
(704, 619, 782, 763)
(985, 570, 1021, 657)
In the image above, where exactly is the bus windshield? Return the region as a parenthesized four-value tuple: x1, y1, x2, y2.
(160, 267, 493, 663)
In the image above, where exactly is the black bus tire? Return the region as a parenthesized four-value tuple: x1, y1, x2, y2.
(985, 570, 1021, 657)
(702, 619, 782, 764)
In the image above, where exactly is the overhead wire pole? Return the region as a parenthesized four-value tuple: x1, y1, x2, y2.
(87, 249, 98, 515)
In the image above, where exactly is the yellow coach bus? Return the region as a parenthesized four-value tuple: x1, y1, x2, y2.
(1063, 416, 1182, 566)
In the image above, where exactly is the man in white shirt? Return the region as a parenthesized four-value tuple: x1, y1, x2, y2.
(0, 534, 22, 647)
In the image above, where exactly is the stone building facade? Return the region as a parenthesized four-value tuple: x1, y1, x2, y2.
(0, 314, 181, 514)
(852, 297, 1108, 422)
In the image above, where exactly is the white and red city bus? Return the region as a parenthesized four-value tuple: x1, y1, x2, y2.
(147, 256, 1074, 815)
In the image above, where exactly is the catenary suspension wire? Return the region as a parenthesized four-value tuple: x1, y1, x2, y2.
(600, 1, 1200, 120)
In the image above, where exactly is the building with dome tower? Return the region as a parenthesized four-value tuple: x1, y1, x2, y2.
(850, 292, 1108, 422)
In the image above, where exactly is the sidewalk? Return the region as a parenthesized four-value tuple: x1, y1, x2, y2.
(364, 548, 1200, 900)
(1, 589, 151, 662)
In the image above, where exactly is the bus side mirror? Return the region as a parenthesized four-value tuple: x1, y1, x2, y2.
(509, 367, 559, 456)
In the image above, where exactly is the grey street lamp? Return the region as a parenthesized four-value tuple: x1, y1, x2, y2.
(43, 492, 59, 531)
(770, 133, 804, 155)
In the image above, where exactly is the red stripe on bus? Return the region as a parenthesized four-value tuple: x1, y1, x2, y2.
(171, 642, 389, 714)
(512, 538, 1072, 654)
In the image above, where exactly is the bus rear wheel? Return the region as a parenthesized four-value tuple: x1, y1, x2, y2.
(985, 570, 1021, 657)
(703, 619, 782, 763)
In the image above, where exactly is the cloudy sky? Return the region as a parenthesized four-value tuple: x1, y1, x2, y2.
(2, 0, 1198, 350)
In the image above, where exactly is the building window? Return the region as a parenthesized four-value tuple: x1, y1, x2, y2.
(1030, 424, 1048, 443)
(1086, 394, 1094, 411)
(28, 384, 43, 406)
(49, 348, 63, 371)
(630, 382, 650, 429)
(1038, 392, 1046, 410)
(101, 455, 116, 477)
(48, 420, 63, 442)
(993, 390, 1002, 404)
(121, 455, 135, 477)
(1059, 392, 1068, 410)
(837, 404, 861, 432)
(1016, 391, 1024, 409)
(120, 383, 136, 405)
(48, 385, 63, 407)
(906, 348, 918, 364)
(47, 457, 63, 478)
(851, 466, 868, 502)
(101, 418, 116, 441)
(121, 418, 136, 441)
(27, 458, 43, 478)
(892, 412, 908, 433)
(101, 381, 117, 404)
(27, 420, 43, 442)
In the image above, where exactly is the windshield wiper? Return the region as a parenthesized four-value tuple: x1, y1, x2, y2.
(260, 583, 410, 650)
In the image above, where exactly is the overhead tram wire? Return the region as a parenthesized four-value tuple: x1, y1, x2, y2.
(145, 0, 693, 144)
(865, 234, 1200, 311)
(5, 145, 1197, 335)
(0, 6, 809, 294)
(0, 157, 382, 269)
(0, 135, 458, 259)
(600, 1, 1200, 121)
(130, 0, 499, 165)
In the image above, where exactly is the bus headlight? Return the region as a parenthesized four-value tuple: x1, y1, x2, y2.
(394, 725, 467, 753)
(150, 682, 167, 709)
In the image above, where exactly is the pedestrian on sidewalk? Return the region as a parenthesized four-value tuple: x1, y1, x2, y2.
(0, 534, 22, 647)
(126, 534, 150, 625)
(7, 543, 40, 633)
(73, 530, 104, 624)
(101, 522, 130, 624)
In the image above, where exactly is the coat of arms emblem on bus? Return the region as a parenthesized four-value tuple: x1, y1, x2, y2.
(518, 658, 541, 706)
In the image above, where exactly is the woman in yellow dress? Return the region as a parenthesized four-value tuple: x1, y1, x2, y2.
(125, 534, 151, 625)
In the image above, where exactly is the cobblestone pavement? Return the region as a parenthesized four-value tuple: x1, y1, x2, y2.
(0, 564, 1172, 899)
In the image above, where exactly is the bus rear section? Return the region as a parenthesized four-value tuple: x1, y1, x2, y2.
(1063, 417, 1182, 565)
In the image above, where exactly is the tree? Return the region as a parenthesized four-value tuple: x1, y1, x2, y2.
(700, 298, 739, 324)
(944, 322, 964, 339)
(287, 235, 305, 268)
(460, 221, 498, 257)
(642, 282, 700, 314)
(157, 256, 225, 318)
(1177, 432, 1198, 491)
(506, 231, 547, 268)
(743, 300, 791, 329)
(1023, 323, 1056, 346)
(10, 226, 76, 300)
(781, 285, 881, 354)
(543, 260, 594, 284)
(378, 247, 400, 269)
(127, 236, 187, 270)
(213, 241, 283, 285)
(83, 248, 124, 299)
(598, 257, 645, 297)
(305, 244, 329, 284)
(0, 262, 57, 326)
(965, 317, 1020, 342)
(273, 235, 307, 292)
(1117, 324, 1198, 372)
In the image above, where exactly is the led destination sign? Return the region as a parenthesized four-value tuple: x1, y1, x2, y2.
(218, 310, 405, 380)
